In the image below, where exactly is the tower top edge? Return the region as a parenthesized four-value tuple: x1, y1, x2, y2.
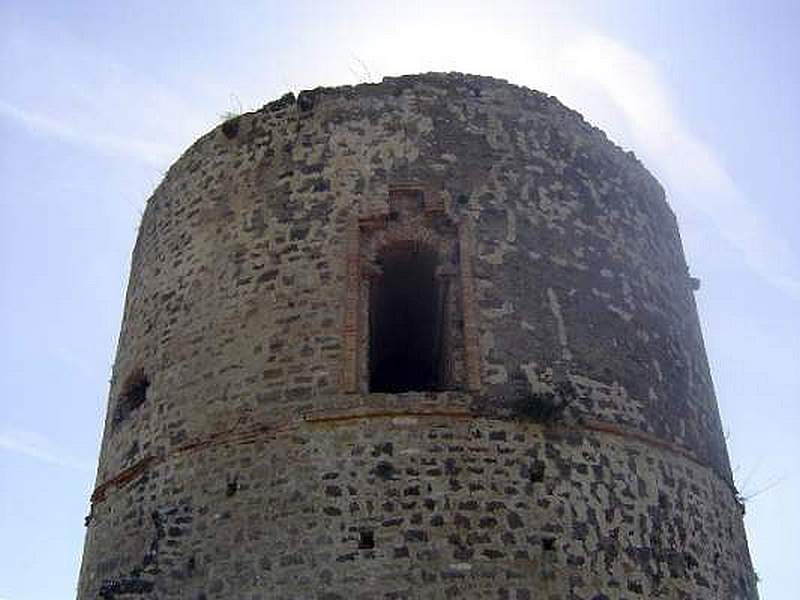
(151, 71, 667, 218)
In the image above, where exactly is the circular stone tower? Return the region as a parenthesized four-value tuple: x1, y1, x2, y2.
(78, 73, 757, 599)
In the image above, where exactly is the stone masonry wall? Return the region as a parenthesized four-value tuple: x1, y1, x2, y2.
(78, 73, 756, 599)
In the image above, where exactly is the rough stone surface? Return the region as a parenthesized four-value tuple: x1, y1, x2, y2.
(78, 73, 757, 599)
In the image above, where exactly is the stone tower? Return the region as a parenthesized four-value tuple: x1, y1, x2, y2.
(78, 73, 757, 599)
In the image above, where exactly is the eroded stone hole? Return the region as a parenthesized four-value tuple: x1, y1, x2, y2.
(358, 530, 375, 550)
(113, 368, 150, 429)
(529, 461, 545, 483)
(126, 372, 149, 407)
(369, 245, 443, 393)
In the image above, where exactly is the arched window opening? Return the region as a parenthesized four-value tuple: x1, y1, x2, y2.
(369, 245, 444, 393)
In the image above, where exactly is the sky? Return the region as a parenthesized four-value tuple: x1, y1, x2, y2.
(0, 1, 798, 598)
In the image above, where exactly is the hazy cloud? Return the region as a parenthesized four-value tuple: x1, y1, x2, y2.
(0, 428, 94, 473)
(0, 100, 174, 167)
(0, 26, 207, 169)
(556, 33, 800, 297)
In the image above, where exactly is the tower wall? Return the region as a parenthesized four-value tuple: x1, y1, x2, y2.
(78, 74, 756, 599)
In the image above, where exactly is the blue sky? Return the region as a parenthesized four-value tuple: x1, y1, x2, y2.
(1, 1, 798, 598)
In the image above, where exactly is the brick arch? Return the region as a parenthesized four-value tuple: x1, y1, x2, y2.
(363, 231, 451, 275)
(340, 186, 481, 394)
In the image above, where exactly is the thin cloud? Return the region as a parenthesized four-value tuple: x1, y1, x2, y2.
(1, 26, 208, 170)
(0, 428, 94, 474)
(556, 33, 800, 297)
(0, 100, 174, 167)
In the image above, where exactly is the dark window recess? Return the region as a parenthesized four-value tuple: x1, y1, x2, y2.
(369, 246, 443, 393)
(112, 369, 150, 429)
